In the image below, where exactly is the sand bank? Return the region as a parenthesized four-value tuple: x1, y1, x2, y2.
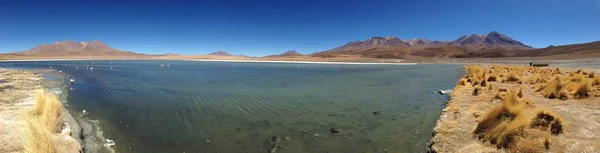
(429, 65, 600, 152)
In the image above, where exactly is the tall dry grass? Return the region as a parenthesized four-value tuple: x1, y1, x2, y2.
(474, 89, 527, 148)
(474, 88, 564, 150)
(571, 79, 592, 99)
(20, 90, 65, 153)
(21, 115, 57, 153)
(35, 90, 64, 133)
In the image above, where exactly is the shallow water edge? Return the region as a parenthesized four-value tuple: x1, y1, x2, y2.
(39, 69, 115, 153)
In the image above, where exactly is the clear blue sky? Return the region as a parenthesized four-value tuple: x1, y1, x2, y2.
(1, 0, 599, 56)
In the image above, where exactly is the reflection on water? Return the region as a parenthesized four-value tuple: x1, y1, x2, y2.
(0, 61, 463, 153)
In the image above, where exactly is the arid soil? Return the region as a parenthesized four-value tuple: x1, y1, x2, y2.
(430, 65, 600, 152)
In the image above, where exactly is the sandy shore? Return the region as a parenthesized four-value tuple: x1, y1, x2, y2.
(429, 65, 600, 152)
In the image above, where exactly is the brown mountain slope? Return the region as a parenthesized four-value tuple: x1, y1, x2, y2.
(314, 31, 534, 59)
(264, 50, 303, 57)
(14, 39, 144, 57)
(207, 51, 232, 56)
(449, 41, 600, 58)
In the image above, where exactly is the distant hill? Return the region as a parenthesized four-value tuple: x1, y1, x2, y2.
(265, 50, 303, 57)
(207, 51, 232, 56)
(313, 31, 533, 59)
(12, 39, 144, 56)
(161, 52, 179, 56)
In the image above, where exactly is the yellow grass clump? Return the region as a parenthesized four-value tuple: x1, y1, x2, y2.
(474, 88, 564, 151)
(536, 77, 569, 100)
(531, 111, 563, 135)
(504, 72, 521, 83)
(35, 91, 64, 133)
(21, 115, 57, 153)
(593, 76, 600, 86)
(571, 79, 592, 99)
(474, 89, 528, 148)
(457, 78, 468, 86)
(20, 90, 66, 153)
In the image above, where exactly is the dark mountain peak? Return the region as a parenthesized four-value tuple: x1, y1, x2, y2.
(208, 51, 231, 56)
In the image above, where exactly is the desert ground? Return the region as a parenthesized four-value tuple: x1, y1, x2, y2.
(430, 65, 600, 152)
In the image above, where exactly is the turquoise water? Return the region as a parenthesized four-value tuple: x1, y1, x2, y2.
(0, 61, 463, 153)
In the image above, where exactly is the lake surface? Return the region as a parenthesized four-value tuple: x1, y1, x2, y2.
(0, 60, 463, 153)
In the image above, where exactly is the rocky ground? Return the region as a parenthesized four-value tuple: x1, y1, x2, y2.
(429, 65, 600, 153)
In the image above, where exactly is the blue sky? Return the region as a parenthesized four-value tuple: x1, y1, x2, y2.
(1, 0, 599, 56)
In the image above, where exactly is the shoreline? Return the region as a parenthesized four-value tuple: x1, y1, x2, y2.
(48, 70, 115, 153)
(0, 68, 82, 152)
(0, 58, 419, 65)
(0, 68, 114, 153)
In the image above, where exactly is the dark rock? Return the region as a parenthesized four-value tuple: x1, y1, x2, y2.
(373, 110, 383, 115)
(269, 136, 280, 144)
(331, 127, 342, 134)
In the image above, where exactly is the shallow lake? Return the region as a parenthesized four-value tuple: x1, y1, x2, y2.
(0, 60, 463, 153)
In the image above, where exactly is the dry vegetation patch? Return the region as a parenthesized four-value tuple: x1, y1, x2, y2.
(430, 65, 600, 153)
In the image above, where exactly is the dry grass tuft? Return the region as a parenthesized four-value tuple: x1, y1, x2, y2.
(487, 75, 497, 82)
(571, 79, 592, 99)
(505, 73, 521, 83)
(21, 115, 57, 153)
(457, 78, 468, 86)
(34, 91, 64, 133)
(474, 89, 563, 151)
(593, 76, 600, 86)
(480, 78, 487, 87)
(20, 90, 66, 153)
(528, 74, 541, 84)
(537, 77, 568, 100)
(531, 111, 563, 135)
(474, 90, 525, 144)
(508, 129, 550, 153)
(34, 90, 48, 116)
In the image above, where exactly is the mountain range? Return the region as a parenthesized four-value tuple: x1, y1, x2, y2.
(15, 39, 142, 56)
(3, 31, 599, 59)
(265, 50, 303, 57)
(314, 31, 535, 58)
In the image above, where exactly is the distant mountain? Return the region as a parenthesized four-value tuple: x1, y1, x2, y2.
(161, 52, 179, 56)
(207, 51, 231, 56)
(265, 50, 303, 57)
(314, 31, 533, 59)
(16, 39, 143, 56)
(449, 31, 531, 49)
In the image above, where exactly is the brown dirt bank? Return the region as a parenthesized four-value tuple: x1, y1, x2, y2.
(429, 65, 600, 152)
